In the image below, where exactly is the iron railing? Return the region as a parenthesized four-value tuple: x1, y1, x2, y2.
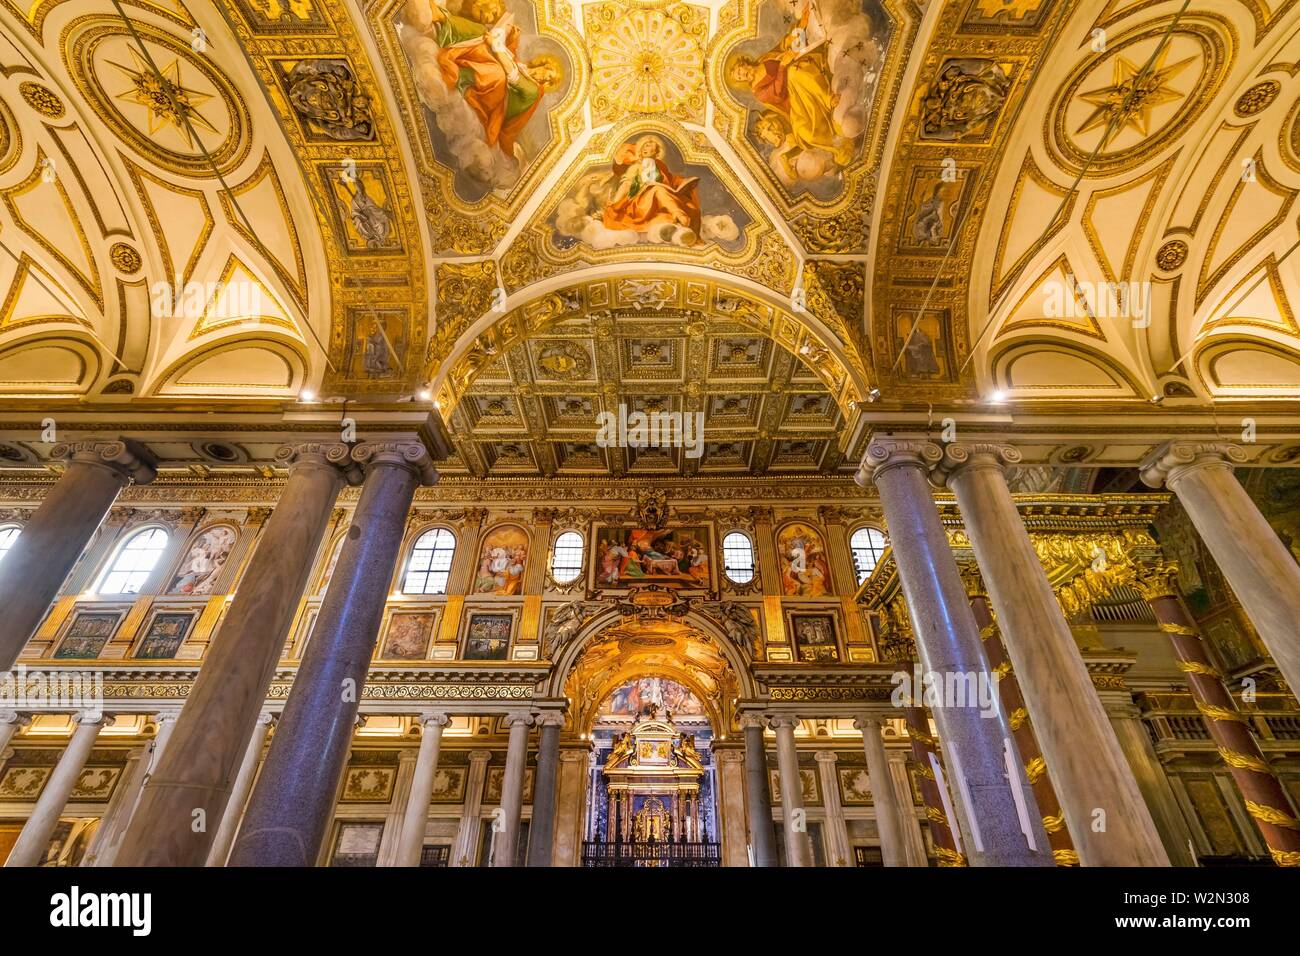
(580, 840, 721, 867)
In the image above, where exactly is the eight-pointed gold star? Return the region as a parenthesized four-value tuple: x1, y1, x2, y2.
(1075, 46, 1194, 141)
(107, 45, 219, 148)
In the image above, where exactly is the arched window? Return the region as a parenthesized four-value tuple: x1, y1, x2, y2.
(722, 531, 755, 585)
(97, 527, 170, 595)
(550, 530, 584, 584)
(850, 527, 887, 584)
(0, 525, 19, 564)
(403, 528, 457, 594)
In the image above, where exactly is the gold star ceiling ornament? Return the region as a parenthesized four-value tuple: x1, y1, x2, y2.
(1075, 46, 1194, 140)
(107, 45, 218, 148)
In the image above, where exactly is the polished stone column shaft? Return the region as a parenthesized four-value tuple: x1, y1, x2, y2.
(6, 712, 104, 867)
(769, 716, 811, 867)
(0, 440, 155, 669)
(229, 441, 436, 867)
(206, 712, 274, 866)
(903, 705, 963, 866)
(526, 714, 564, 867)
(935, 442, 1168, 866)
(395, 712, 450, 867)
(0, 711, 29, 755)
(116, 443, 354, 867)
(855, 716, 907, 867)
(1134, 562, 1300, 867)
(859, 439, 1052, 866)
(965, 583, 1078, 867)
(493, 714, 533, 867)
(89, 710, 181, 866)
(741, 715, 778, 867)
(1141, 442, 1300, 695)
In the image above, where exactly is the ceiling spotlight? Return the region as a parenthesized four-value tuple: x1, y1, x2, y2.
(989, 390, 1006, 403)
(1149, 393, 1165, 405)
(417, 388, 432, 402)
(299, 389, 315, 402)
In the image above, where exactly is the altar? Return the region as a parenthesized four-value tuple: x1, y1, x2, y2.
(601, 705, 707, 846)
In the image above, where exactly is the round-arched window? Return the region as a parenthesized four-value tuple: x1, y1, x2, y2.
(722, 531, 755, 585)
(850, 527, 887, 584)
(0, 524, 19, 564)
(550, 531, 584, 584)
(98, 527, 170, 594)
(403, 528, 457, 594)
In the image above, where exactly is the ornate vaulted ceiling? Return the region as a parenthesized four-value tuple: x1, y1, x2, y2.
(0, 0, 1297, 476)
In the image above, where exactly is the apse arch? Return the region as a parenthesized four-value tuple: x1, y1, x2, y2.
(543, 604, 758, 735)
(427, 264, 872, 420)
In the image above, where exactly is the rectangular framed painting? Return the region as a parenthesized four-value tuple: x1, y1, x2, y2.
(53, 611, 122, 659)
(590, 525, 713, 590)
(463, 612, 513, 661)
(788, 612, 841, 663)
(133, 610, 196, 659)
(379, 610, 438, 661)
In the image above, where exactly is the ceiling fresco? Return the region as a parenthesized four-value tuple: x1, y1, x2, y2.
(0, 0, 1296, 475)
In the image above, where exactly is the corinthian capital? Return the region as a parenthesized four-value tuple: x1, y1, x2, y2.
(856, 438, 942, 487)
(50, 438, 156, 484)
(930, 442, 1021, 487)
(1131, 562, 1183, 601)
(352, 440, 439, 485)
(1139, 441, 1246, 489)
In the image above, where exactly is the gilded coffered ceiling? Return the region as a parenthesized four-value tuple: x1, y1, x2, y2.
(0, 0, 1297, 477)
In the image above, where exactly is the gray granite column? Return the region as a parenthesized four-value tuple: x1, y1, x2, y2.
(769, 716, 812, 867)
(1141, 441, 1300, 694)
(5, 712, 104, 867)
(526, 713, 564, 867)
(493, 714, 533, 867)
(741, 715, 778, 867)
(205, 712, 274, 866)
(0, 440, 155, 668)
(858, 439, 1053, 866)
(933, 441, 1169, 866)
(228, 440, 437, 867)
(855, 715, 907, 867)
(116, 443, 355, 866)
(394, 712, 450, 867)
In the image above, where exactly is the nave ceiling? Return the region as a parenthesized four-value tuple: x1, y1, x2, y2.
(0, 0, 1297, 478)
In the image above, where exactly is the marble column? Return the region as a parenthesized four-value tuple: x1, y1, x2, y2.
(229, 440, 437, 866)
(858, 439, 1052, 867)
(815, 751, 851, 865)
(205, 712, 274, 866)
(88, 710, 181, 866)
(116, 442, 355, 867)
(1141, 442, 1300, 695)
(493, 714, 533, 867)
(903, 706, 963, 865)
(741, 715, 778, 867)
(526, 713, 564, 867)
(769, 716, 812, 867)
(855, 716, 907, 867)
(5, 712, 104, 867)
(932, 442, 1169, 866)
(453, 750, 492, 866)
(394, 712, 451, 867)
(552, 744, 591, 867)
(1103, 697, 1197, 867)
(963, 577, 1078, 866)
(0, 440, 155, 668)
(1132, 562, 1300, 866)
(886, 748, 928, 865)
(0, 711, 29, 755)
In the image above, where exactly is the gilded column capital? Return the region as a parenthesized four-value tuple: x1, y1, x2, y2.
(245, 506, 274, 524)
(958, 563, 987, 598)
(856, 438, 942, 487)
(1139, 441, 1247, 489)
(929, 441, 1022, 487)
(352, 440, 439, 486)
(1131, 562, 1182, 601)
(50, 438, 156, 484)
